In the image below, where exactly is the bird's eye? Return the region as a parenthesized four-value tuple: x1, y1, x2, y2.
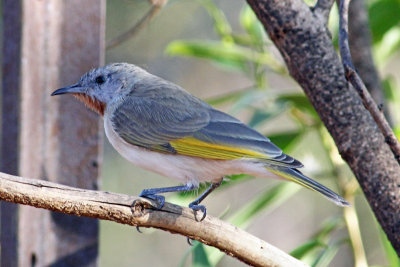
(95, 75, 105, 85)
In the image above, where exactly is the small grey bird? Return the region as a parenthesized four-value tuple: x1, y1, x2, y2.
(51, 63, 349, 220)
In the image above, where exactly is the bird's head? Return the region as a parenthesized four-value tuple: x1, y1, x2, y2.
(51, 63, 146, 115)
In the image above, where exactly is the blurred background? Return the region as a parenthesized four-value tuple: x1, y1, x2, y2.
(101, 0, 400, 266)
(20, 0, 397, 266)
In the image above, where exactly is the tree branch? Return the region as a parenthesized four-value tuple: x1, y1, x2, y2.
(348, 0, 390, 122)
(246, 0, 400, 255)
(0, 171, 307, 267)
(338, 0, 400, 163)
(106, 0, 166, 50)
(313, 0, 335, 25)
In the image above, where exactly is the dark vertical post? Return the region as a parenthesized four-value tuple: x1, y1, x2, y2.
(1, 1, 105, 266)
(1, 1, 22, 267)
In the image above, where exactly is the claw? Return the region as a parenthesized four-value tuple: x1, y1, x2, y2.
(187, 237, 194, 246)
(139, 192, 165, 209)
(189, 204, 207, 222)
(136, 226, 143, 233)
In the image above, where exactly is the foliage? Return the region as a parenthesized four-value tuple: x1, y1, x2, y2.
(165, 0, 400, 266)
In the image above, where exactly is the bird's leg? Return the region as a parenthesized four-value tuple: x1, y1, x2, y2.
(189, 179, 223, 222)
(186, 179, 223, 245)
(139, 184, 197, 209)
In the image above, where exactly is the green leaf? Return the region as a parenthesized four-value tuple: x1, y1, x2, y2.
(197, 0, 233, 42)
(382, 76, 396, 101)
(290, 218, 341, 260)
(192, 243, 212, 267)
(206, 86, 255, 106)
(369, 0, 400, 43)
(224, 174, 251, 182)
(382, 76, 400, 138)
(248, 110, 273, 127)
(268, 131, 304, 151)
(247, 98, 289, 127)
(313, 218, 341, 241)
(395, 126, 400, 140)
(178, 245, 194, 267)
(229, 90, 270, 114)
(278, 94, 318, 117)
(382, 75, 400, 105)
(240, 4, 265, 47)
(231, 34, 257, 46)
(228, 183, 299, 228)
(379, 227, 400, 267)
(207, 183, 300, 265)
(290, 240, 326, 259)
(375, 27, 400, 64)
(178, 241, 212, 267)
(165, 40, 284, 73)
(311, 239, 346, 267)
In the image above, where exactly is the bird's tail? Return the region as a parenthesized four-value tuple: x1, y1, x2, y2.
(268, 167, 350, 207)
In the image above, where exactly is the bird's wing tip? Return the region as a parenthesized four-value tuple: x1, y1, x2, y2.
(335, 197, 351, 207)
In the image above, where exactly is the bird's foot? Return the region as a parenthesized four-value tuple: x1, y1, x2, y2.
(135, 193, 165, 234)
(189, 203, 207, 222)
(139, 191, 165, 210)
(187, 237, 194, 246)
(186, 204, 204, 246)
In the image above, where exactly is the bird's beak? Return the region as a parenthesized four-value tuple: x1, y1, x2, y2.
(51, 83, 86, 96)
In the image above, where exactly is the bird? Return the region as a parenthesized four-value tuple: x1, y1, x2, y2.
(51, 63, 349, 220)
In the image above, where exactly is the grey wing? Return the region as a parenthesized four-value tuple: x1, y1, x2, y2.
(110, 89, 211, 153)
(192, 109, 304, 168)
(111, 77, 302, 167)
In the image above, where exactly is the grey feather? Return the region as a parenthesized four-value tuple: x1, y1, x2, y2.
(193, 109, 303, 167)
(110, 74, 303, 167)
(110, 77, 210, 152)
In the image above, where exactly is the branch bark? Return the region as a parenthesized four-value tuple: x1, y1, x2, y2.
(338, 0, 400, 163)
(106, 0, 166, 50)
(313, 0, 335, 25)
(348, 0, 389, 122)
(246, 0, 400, 255)
(0, 171, 308, 267)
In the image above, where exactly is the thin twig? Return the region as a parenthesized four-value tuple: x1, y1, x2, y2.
(319, 126, 368, 266)
(343, 180, 368, 267)
(106, 2, 164, 50)
(313, 0, 335, 25)
(348, 0, 392, 125)
(0, 171, 308, 267)
(338, 0, 400, 164)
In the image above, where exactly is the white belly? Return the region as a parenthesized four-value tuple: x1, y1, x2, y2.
(103, 114, 274, 186)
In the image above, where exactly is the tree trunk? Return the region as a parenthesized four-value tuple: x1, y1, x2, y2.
(246, 0, 400, 255)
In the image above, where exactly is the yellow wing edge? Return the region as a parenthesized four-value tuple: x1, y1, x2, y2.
(169, 136, 270, 160)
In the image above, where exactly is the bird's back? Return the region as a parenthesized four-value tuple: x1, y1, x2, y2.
(108, 74, 303, 169)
